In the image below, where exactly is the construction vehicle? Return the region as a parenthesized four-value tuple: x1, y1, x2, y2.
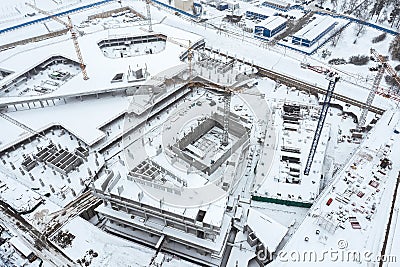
(304, 72, 339, 175)
(359, 48, 400, 127)
(25, 3, 89, 80)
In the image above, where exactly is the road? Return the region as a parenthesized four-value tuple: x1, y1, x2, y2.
(0, 199, 76, 267)
(43, 191, 101, 237)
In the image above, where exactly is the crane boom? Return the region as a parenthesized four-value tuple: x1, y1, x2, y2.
(25, 3, 89, 80)
(146, 0, 153, 32)
(304, 74, 339, 176)
(25, 2, 69, 27)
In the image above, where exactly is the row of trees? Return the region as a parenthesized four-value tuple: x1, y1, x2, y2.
(327, 55, 369, 65)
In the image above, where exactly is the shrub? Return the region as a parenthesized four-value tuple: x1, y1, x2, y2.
(372, 33, 387, 43)
(348, 55, 369, 65)
(385, 75, 399, 88)
(328, 58, 347, 65)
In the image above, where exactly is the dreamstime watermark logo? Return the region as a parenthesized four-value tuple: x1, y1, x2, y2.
(337, 239, 348, 249)
(256, 240, 397, 264)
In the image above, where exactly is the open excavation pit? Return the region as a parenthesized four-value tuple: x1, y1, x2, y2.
(171, 112, 250, 175)
(98, 34, 167, 59)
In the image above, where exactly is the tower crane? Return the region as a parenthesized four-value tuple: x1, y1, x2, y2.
(221, 88, 236, 146)
(359, 48, 400, 127)
(151, 34, 254, 146)
(304, 72, 339, 176)
(203, 82, 248, 146)
(25, 3, 89, 80)
(146, 0, 153, 32)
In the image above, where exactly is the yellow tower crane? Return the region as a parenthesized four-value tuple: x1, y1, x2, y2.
(25, 2, 89, 80)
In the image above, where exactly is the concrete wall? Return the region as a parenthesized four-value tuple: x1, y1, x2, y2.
(172, 113, 250, 175)
(0, 29, 69, 52)
(88, 6, 145, 19)
(209, 132, 249, 174)
(212, 112, 249, 138)
(177, 118, 216, 149)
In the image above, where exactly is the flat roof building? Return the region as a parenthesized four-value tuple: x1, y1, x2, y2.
(252, 102, 330, 207)
(262, 0, 291, 10)
(255, 16, 287, 37)
(292, 15, 337, 47)
(93, 170, 231, 267)
(245, 6, 276, 21)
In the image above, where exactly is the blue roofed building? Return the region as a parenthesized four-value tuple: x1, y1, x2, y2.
(254, 16, 287, 38)
(292, 15, 337, 47)
(245, 6, 276, 21)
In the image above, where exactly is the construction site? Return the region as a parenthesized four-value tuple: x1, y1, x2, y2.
(0, 0, 400, 267)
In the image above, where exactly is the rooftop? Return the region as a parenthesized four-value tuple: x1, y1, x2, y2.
(293, 15, 337, 41)
(256, 15, 287, 29)
(246, 208, 288, 253)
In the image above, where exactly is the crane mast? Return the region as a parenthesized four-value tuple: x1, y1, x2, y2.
(358, 66, 384, 127)
(146, 0, 153, 32)
(68, 17, 88, 80)
(222, 91, 231, 146)
(359, 48, 400, 127)
(25, 3, 88, 80)
(304, 73, 339, 176)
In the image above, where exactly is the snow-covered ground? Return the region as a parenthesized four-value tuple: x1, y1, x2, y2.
(0, 0, 399, 266)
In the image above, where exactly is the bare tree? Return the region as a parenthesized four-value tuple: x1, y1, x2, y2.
(371, 0, 384, 20)
(331, 0, 338, 10)
(353, 0, 370, 37)
(378, 9, 388, 23)
(330, 28, 344, 47)
(340, 0, 348, 12)
(389, 35, 400, 60)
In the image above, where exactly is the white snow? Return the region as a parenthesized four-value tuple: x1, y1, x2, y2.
(246, 207, 288, 253)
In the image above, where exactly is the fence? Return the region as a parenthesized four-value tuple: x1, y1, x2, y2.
(251, 195, 313, 208)
(87, 5, 145, 19)
(0, 0, 112, 35)
(314, 11, 399, 35)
